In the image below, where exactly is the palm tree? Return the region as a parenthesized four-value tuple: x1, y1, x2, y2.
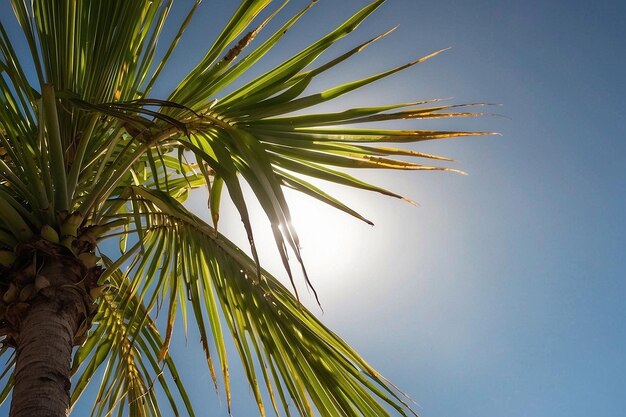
(0, 1, 489, 416)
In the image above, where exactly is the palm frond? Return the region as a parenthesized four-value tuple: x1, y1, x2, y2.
(70, 257, 195, 417)
(105, 185, 417, 417)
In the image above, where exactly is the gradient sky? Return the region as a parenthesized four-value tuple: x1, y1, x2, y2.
(2, 1, 626, 416)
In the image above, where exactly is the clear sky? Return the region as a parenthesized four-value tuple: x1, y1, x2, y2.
(2, 1, 626, 416)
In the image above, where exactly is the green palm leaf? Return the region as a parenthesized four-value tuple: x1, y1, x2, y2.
(70, 260, 196, 417)
(112, 185, 417, 416)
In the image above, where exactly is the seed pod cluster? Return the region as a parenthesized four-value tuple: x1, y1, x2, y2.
(0, 230, 105, 346)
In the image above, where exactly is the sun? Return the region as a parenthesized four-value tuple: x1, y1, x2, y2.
(189, 179, 395, 302)
(279, 186, 383, 293)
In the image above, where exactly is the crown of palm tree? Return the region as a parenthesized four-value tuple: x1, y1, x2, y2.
(0, 1, 490, 416)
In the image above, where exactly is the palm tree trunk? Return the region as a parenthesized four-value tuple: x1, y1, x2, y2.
(8, 260, 86, 417)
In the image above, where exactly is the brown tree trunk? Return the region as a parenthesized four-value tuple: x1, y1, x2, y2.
(7, 253, 88, 417)
(9, 295, 82, 417)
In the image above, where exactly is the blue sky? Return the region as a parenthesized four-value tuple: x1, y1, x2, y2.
(2, 1, 626, 416)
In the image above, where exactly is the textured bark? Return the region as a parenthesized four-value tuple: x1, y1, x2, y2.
(8, 257, 86, 417)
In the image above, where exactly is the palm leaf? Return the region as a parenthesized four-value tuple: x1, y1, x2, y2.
(113, 185, 417, 417)
(70, 255, 195, 417)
